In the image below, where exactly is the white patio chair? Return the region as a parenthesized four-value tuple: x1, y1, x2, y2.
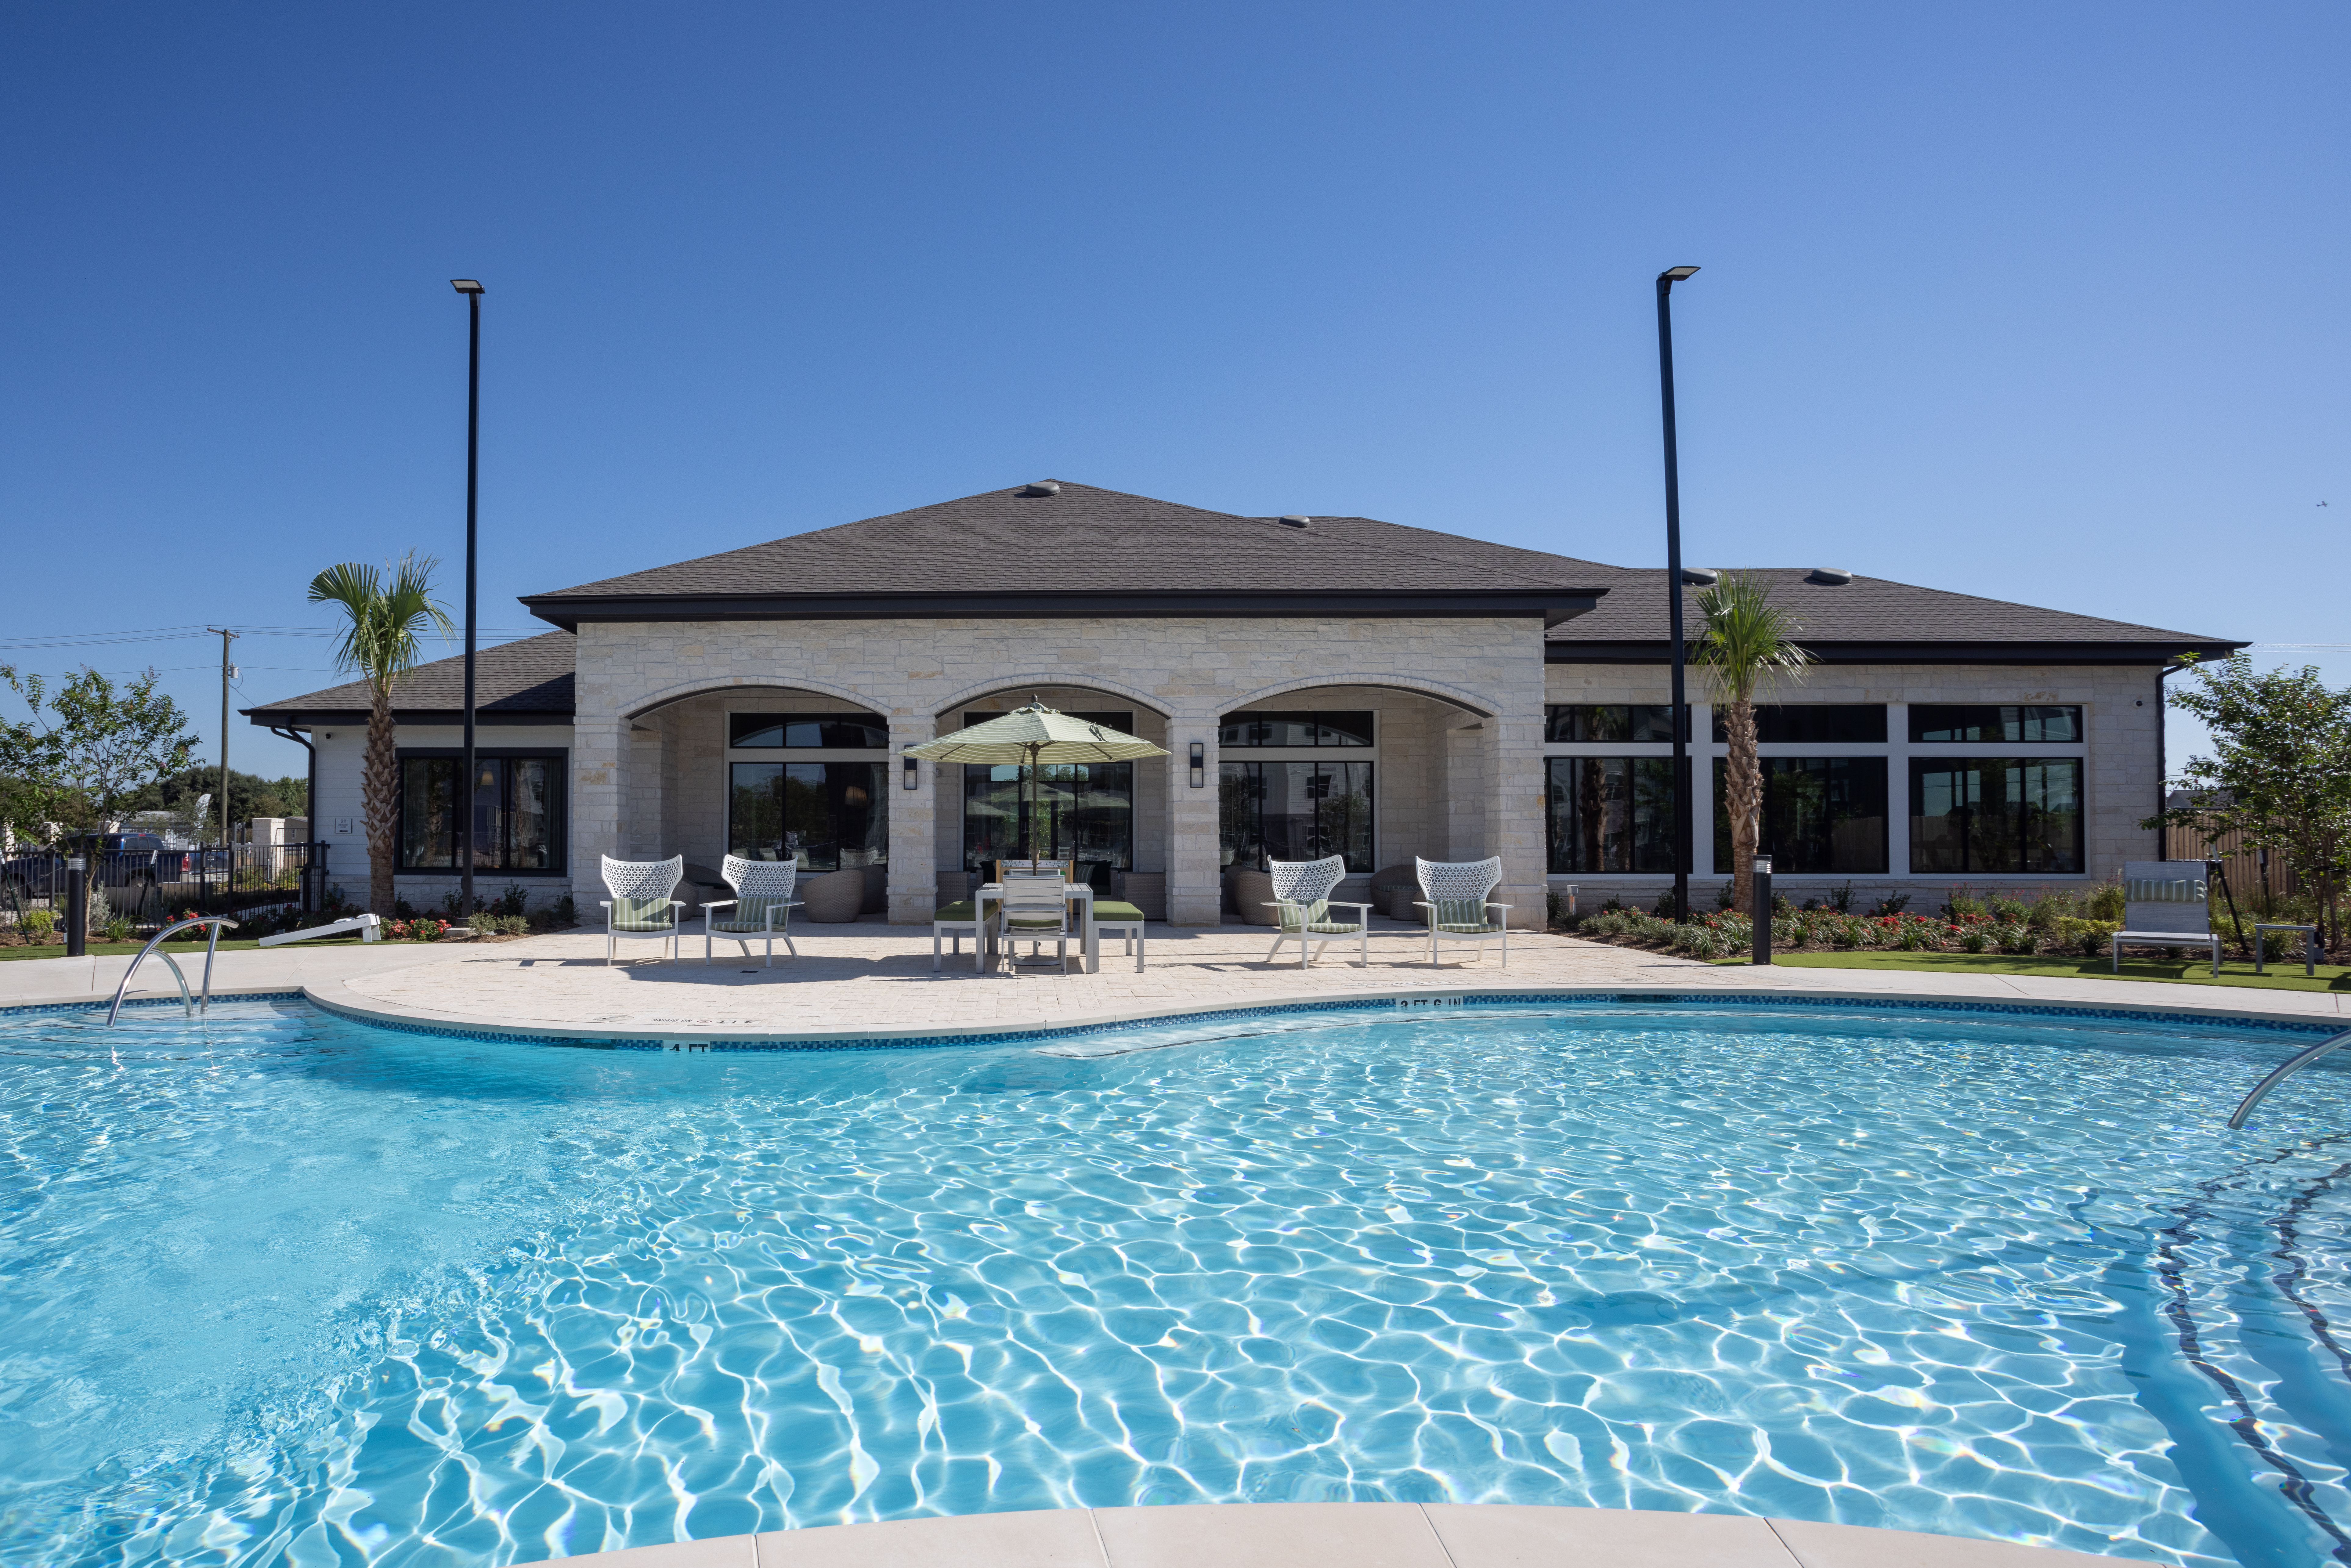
(703, 854, 802, 967)
(601, 854, 686, 965)
(2113, 860, 2223, 977)
(1414, 855, 1512, 966)
(1091, 896, 1149, 974)
(1263, 854, 1370, 968)
(934, 884, 984, 973)
(996, 875, 1074, 974)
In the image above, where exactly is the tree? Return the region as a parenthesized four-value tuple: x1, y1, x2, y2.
(1692, 573, 1811, 917)
(308, 555, 453, 915)
(2144, 653, 2351, 955)
(0, 665, 200, 847)
(122, 765, 309, 833)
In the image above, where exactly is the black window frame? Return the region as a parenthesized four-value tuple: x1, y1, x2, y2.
(1544, 704, 1675, 743)
(1544, 756, 1677, 873)
(1907, 704, 2083, 744)
(1712, 756, 1889, 874)
(1908, 757, 2085, 875)
(393, 748, 569, 876)
(1216, 710, 1375, 748)
(1711, 704, 1886, 744)
(728, 710, 892, 750)
(1218, 759, 1376, 871)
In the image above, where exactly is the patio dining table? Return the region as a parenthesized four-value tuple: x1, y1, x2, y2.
(975, 881, 1098, 973)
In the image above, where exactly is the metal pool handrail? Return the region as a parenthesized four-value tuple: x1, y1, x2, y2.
(106, 915, 241, 1026)
(2230, 1028, 2351, 1129)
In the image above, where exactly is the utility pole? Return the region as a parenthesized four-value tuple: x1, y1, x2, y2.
(208, 628, 240, 845)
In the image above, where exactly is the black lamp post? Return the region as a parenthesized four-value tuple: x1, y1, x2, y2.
(451, 279, 485, 919)
(1655, 264, 1700, 922)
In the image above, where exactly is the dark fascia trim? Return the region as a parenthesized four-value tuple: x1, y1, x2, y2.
(520, 588, 1608, 631)
(1544, 639, 2250, 666)
(243, 709, 575, 727)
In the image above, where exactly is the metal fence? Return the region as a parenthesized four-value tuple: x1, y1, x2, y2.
(0, 842, 332, 929)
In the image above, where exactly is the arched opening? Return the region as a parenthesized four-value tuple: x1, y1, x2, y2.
(934, 684, 1173, 897)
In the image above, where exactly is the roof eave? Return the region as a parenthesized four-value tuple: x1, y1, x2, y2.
(242, 708, 576, 727)
(521, 588, 1607, 633)
(1544, 638, 2250, 666)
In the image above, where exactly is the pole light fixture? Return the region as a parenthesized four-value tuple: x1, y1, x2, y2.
(451, 279, 484, 918)
(1655, 264, 1700, 923)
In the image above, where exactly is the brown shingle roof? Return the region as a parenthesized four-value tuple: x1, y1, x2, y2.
(242, 632, 575, 723)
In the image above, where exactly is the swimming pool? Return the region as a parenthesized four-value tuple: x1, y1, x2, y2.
(2, 998, 2347, 1567)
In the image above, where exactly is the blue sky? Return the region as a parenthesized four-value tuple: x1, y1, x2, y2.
(3, 2, 2343, 782)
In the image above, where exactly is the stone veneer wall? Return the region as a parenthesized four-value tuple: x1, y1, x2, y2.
(1541, 661, 2166, 909)
(571, 616, 1548, 927)
(312, 722, 577, 912)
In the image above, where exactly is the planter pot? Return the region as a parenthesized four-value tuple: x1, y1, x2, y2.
(1227, 868, 1276, 925)
(1368, 863, 1419, 922)
(800, 869, 866, 923)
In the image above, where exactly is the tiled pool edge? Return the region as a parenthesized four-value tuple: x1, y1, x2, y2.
(281, 977, 2345, 1052)
(546, 1500, 2133, 1567)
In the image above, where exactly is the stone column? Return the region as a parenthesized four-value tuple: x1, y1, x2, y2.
(570, 715, 624, 901)
(1491, 710, 1547, 929)
(1166, 706, 1222, 925)
(888, 714, 938, 924)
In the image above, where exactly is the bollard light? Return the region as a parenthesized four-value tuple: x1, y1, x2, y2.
(1751, 855, 1774, 966)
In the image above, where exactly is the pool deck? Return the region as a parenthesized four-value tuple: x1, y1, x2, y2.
(3, 916, 2343, 1038)
(559, 1501, 2127, 1566)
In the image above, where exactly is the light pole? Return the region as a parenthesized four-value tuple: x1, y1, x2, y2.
(1655, 264, 1700, 923)
(451, 279, 485, 919)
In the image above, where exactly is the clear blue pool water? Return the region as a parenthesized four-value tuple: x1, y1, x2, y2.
(4, 1000, 2350, 1567)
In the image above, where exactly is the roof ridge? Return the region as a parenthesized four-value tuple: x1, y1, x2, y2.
(1285, 515, 1621, 589)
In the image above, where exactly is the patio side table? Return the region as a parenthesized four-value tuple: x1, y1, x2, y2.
(2254, 922, 2321, 977)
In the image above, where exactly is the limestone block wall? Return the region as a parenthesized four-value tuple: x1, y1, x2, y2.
(1540, 660, 2166, 910)
(572, 615, 1546, 926)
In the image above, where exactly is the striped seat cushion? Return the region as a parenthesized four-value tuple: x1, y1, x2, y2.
(1433, 897, 1495, 933)
(611, 895, 676, 931)
(1279, 898, 1360, 935)
(710, 895, 790, 934)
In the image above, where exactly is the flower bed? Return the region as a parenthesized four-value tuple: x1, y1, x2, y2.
(1562, 905, 2129, 962)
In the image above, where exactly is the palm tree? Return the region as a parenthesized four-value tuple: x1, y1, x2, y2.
(308, 556, 453, 916)
(1693, 573, 1812, 917)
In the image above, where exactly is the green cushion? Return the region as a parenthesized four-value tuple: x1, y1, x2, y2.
(1433, 897, 1490, 928)
(711, 894, 791, 933)
(934, 901, 978, 923)
(1091, 901, 1147, 923)
(1005, 918, 1065, 931)
(610, 895, 675, 931)
(1276, 897, 1329, 932)
(1304, 918, 1362, 934)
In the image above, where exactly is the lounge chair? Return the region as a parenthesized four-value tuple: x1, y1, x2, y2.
(600, 854, 686, 965)
(1264, 854, 1371, 968)
(2113, 860, 2223, 977)
(1414, 855, 1511, 966)
(703, 854, 802, 967)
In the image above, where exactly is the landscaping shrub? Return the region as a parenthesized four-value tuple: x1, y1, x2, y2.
(1988, 895, 2030, 923)
(1943, 888, 1986, 921)
(1997, 924, 2041, 956)
(2086, 880, 2126, 922)
(1828, 882, 1855, 914)
(23, 908, 57, 938)
(2053, 917, 2121, 957)
(1960, 927, 1989, 953)
(1871, 892, 1911, 917)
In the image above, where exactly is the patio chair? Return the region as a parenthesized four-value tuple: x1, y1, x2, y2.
(934, 896, 984, 972)
(600, 854, 686, 966)
(1091, 897, 1149, 973)
(995, 875, 1074, 974)
(1414, 855, 1512, 966)
(1264, 854, 1371, 968)
(703, 854, 802, 967)
(2113, 860, 2223, 977)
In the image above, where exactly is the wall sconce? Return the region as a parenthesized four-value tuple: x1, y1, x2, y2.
(902, 752, 920, 790)
(1188, 742, 1205, 788)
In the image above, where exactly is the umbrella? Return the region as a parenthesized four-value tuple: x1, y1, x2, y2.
(906, 699, 1167, 863)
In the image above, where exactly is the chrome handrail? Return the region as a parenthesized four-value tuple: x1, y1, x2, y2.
(106, 916, 241, 1026)
(2229, 1028, 2351, 1129)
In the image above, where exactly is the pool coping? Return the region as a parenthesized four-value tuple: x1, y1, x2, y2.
(9, 975, 2339, 1051)
(547, 1500, 2133, 1566)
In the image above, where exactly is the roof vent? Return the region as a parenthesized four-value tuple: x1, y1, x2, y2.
(1277, 515, 1311, 528)
(1805, 567, 1854, 586)
(1677, 567, 1718, 587)
(1018, 481, 1060, 498)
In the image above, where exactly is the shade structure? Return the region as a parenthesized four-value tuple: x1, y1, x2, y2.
(905, 700, 1167, 862)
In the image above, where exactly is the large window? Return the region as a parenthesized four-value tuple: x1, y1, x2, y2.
(1910, 759, 2083, 873)
(1909, 705, 2082, 743)
(397, 753, 564, 873)
(1220, 761, 1374, 871)
(729, 763, 887, 869)
(1218, 710, 1373, 747)
(1713, 757, 1888, 873)
(1545, 704, 1674, 742)
(729, 711, 891, 748)
(1545, 757, 1675, 873)
(960, 711, 1134, 890)
(1711, 704, 1886, 743)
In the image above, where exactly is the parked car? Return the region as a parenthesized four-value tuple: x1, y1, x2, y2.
(2, 836, 190, 905)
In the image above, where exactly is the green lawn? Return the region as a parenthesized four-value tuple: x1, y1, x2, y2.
(1715, 949, 2351, 993)
(0, 935, 371, 963)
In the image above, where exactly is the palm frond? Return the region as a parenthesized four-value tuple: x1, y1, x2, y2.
(1691, 573, 1811, 703)
(307, 554, 452, 699)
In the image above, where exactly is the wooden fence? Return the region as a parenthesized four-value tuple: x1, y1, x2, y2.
(2164, 818, 2297, 902)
